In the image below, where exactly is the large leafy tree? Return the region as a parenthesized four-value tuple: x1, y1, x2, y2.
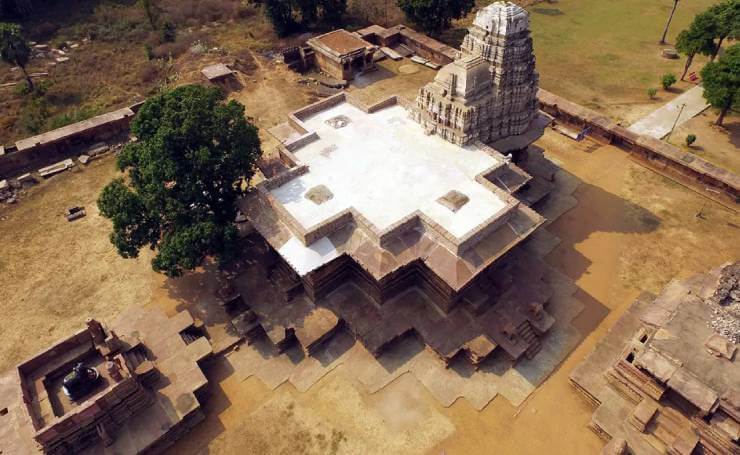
(319, 0, 346, 26)
(701, 43, 739, 126)
(98, 85, 262, 277)
(264, 0, 297, 36)
(676, 13, 717, 80)
(397, 0, 474, 36)
(0, 22, 32, 90)
(708, 0, 740, 60)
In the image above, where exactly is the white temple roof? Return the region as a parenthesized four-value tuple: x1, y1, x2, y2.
(472, 1, 530, 36)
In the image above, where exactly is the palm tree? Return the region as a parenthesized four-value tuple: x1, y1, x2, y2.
(660, 0, 680, 44)
(0, 22, 32, 90)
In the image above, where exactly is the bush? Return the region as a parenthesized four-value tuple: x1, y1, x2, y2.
(647, 87, 658, 99)
(161, 22, 177, 43)
(661, 73, 677, 90)
(685, 134, 697, 146)
(18, 97, 50, 134)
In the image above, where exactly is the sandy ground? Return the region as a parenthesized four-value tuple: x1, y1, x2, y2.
(1, 51, 739, 454)
(666, 111, 740, 175)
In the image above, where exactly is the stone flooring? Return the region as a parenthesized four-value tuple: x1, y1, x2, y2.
(627, 85, 708, 139)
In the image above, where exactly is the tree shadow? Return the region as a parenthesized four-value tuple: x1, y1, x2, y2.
(532, 8, 565, 16)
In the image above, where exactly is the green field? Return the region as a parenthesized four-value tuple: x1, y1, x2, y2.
(527, 0, 720, 121)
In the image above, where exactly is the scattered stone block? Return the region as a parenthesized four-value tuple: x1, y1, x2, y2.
(704, 333, 736, 360)
(380, 46, 403, 60)
(33, 44, 49, 50)
(56, 57, 69, 63)
(0, 179, 7, 191)
(16, 173, 37, 186)
(78, 155, 90, 165)
(411, 55, 428, 65)
(38, 158, 75, 178)
(424, 61, 441, 70)
(65, 206, 86, 221)
(662, 48, 679, 59)
(86, 142, 110, 157)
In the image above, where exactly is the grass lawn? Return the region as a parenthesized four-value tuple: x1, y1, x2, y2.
(527, 0, 720, 122)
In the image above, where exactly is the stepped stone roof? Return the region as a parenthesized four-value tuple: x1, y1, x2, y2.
(472, 1, 531, 36)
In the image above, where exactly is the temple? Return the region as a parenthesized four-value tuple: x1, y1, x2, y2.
(571, 262, 739, 455)
(412, 2, 540, 148)
(0, 308, 213, 454)
(240, 2, 558, 366)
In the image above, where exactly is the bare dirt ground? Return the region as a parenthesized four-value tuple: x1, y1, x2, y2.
(666, 111, 740, 175)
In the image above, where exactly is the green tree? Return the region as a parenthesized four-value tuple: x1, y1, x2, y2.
(139, 0, 160, 30)
(295, 0, 318, 24)
(647, 87, 658, 99)
(685, 133, 697, 146)
(661, 72, 677, 90)
(660, 0, 680, 44)
(676, 14, 717, 80)
(0, 22, 32, 90)
(319, 0, 346, 26)
(700, 43, 739, 126)
(97, 85, 262, 277)
(264, 0, 297, 36)
(397, 0, 474, 36)
(708, 0, 740, 60)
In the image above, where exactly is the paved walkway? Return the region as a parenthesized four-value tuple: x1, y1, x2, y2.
(628, 85, 709, 139)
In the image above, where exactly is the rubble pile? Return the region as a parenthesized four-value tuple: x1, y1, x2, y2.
(705, 261, 740, 343)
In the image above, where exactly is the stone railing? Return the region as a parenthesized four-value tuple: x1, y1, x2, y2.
(537, 89, 740, 206)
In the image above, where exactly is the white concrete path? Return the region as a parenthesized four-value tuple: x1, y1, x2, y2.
(628, 85, 709, 139)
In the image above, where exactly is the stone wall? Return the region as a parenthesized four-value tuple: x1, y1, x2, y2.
(0, 105, 140, 179)
(537, 89, 740, 206)
(355, 25, 456, 65)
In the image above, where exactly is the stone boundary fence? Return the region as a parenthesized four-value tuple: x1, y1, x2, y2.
(0, 102, 145, 180)
(537, 89, 740, 207)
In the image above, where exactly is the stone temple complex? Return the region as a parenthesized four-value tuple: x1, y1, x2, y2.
(413, 2, 540, 147)
(243, 2, 557, 368)
(571, 263, 739, 454)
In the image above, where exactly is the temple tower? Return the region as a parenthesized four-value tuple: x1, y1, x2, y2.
(461, 1, 539, 139)
(413, 1, 539, 145)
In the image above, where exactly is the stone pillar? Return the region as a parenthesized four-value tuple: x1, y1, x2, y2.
(106, 359, 123, 382)
(86, 318, 106, 345)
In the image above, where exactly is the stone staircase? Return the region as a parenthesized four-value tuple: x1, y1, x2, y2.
(516, 320, 542, 359)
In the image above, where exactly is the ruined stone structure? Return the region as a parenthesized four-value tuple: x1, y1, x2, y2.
(413, 2, 539, 146)
(0, 307, 213, 454)
(306, 29, 377, 81)
(571, 263, 740, 454)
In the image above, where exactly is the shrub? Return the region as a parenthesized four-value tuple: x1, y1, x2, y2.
(661, 73, 677, 90)
(647, 87, 658, 99)
(18, 97, 50, 134)
(161, 21, 176, 43)
(685, 134, 697, 146)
